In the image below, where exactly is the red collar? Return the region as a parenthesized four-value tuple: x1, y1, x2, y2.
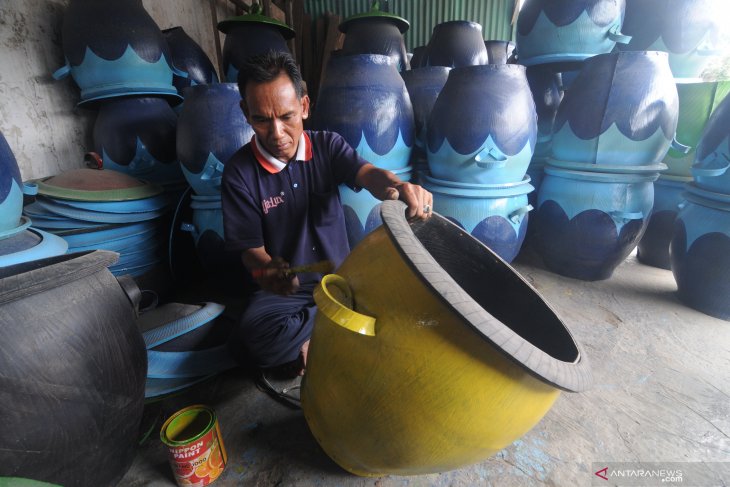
(251, 132, 313, 174)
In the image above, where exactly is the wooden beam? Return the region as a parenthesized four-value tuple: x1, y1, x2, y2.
(292, 0, 305, 63)
(311, 15, 326, 101)
(319, 12, 342, 97)
(284, 0, 296, 61)
(227, 0, 250, 13)
(511, 0, 521, 25)
(301, 12, 312, 96)
(268, 1, 286, 23)
(209, 0, 225, 79)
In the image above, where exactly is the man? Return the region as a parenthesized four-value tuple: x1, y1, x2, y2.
(222, 51, 432, 377)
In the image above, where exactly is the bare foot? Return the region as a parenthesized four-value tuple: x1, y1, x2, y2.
(298, 340, 310, 376)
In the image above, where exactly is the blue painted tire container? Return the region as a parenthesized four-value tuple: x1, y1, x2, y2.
(423, 175, 534, 263)
(189, 194, 224, 248)
(516, 0, 630, 66)
(341, 167, 412, 250)
(425, 21, 489, 68)
(554, 63, 585, 93)
(535, 166, 657, 281)
(312, 54, 414, 171)
(526, 158, 547, 207)
(691, 93, 730, 194)
(526, 65, 563, 159)
(218, 12, 294, 83)
(402, 67, 451, 149)
(402, 67, 450, 182)
(617, 0, 723, 81)
(185, 194, 247, 284)
(664, 81, 730, 177)
(177, 83, 254, 195)
(0, 132, 24, 235)
(162, 27, 219, 93)
(637, 175, 691, 269)
(93, 97, 183, 185)
(340, 12, 410, 72)
(484, 40, 516, 65)
(427, 64, 537, 184)
(523, 158, 548, 250)
(53, 0, 180, 105)
(551, 51, 679, 168)
(670, 190, 730, 321)
(410, 46, 428, 68)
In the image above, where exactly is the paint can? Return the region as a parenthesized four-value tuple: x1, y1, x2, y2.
(160, 405, 227, 486)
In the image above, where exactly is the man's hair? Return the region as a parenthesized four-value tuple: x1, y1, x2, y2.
(237, 50, 304, 99)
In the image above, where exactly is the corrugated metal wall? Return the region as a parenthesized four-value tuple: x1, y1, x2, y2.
(303, 0, 516, 50)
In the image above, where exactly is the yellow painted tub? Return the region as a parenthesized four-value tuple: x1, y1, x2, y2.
(301, 200, 592, 476)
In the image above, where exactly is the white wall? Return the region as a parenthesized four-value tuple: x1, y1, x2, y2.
(0, 0, 236, 181)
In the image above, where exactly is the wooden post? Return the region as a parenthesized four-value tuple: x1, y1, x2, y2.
(318, 12, 342, 99)
(301, 12, 312, 97)
(209, 0, 225, 79)
(227, 0, 251, 13)
(284, 0, 296, 61)
(292, 0, 305, 64)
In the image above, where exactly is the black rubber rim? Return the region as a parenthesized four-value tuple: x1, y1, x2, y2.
(379, 200, 592, 392)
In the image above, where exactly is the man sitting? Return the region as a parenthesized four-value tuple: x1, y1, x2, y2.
(222, 51, 432, 377)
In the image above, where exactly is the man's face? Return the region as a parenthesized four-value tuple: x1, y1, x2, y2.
(241, 73, 310, 163)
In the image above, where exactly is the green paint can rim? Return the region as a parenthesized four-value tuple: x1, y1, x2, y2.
(160, 404, 216, 446)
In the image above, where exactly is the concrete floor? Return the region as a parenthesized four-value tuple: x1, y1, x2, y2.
(121, 247, 730, 486)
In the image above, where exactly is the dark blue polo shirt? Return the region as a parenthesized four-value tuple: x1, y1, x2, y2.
(222, 130, 368, 282)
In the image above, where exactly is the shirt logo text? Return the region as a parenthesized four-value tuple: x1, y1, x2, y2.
(262, 195, 285, 214)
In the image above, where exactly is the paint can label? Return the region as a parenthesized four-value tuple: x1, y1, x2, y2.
(161, 405, 228, 486)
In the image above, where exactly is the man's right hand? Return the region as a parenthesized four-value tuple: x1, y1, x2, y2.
(251, 256, 300, 295)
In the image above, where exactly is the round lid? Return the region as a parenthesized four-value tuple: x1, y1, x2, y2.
(217, 3, 295, 38)
(34, 168, 163, 202)
(546, 158, 668, 175)
(32, 196, 167, 224)
(76, 89, 183, 109)
(684, 181, 730, 207)
(658, 174, 693, 183)
(424, 174, 532, 191)
(544, 165, 660, 183)
(424, 177, 534, 199)
(339, 1, 409, 33)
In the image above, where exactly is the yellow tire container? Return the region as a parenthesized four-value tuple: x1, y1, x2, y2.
(301, 200, 592, 476)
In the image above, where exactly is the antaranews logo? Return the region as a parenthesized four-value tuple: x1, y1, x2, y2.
(591, 462, 729, 486)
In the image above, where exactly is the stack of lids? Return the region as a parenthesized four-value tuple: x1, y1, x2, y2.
(23, 168, 172, 277)
(136, 301, 238, 400)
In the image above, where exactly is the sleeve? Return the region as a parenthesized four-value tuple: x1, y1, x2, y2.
(221, 153, 265, 252)
(322, 131, 369, 189)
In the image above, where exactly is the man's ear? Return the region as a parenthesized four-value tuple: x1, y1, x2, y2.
(301, 95, 310, 120)
(240, 99, 249, 118)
